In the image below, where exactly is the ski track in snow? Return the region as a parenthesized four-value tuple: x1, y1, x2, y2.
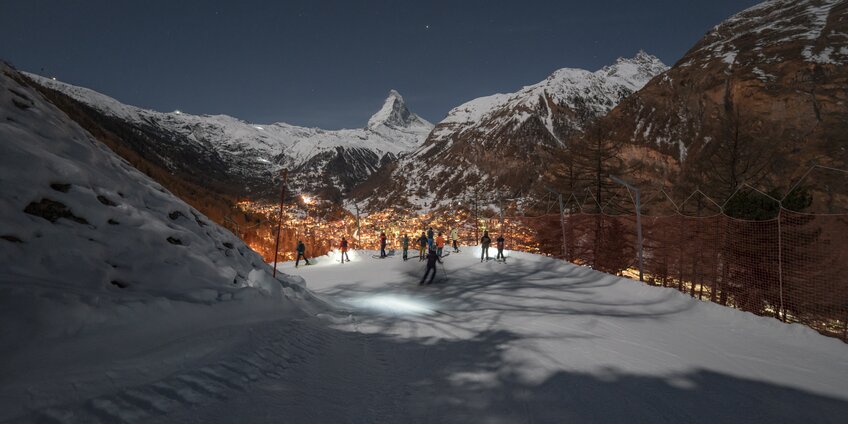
(22, 320, 329, 424)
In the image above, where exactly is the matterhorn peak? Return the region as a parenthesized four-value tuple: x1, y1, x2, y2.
(367, 90, 430, 130)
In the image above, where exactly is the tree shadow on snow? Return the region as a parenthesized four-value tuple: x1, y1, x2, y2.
(219, 327, 848, 424)
(386, 329, 848, 424)
(286, 260, 848, 423)
(318, 258, 693, 338)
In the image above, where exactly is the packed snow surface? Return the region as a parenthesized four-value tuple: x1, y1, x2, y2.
(5, 248, 847, 422)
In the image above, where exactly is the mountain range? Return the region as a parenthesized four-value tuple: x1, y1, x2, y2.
(24, 52, 668, 213)
(16, 0, 847, 217)
(24, 75, 432, 202)
(353, 51, 668, 211)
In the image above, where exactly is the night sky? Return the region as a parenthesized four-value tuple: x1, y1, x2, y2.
(1, 0, 760, 129)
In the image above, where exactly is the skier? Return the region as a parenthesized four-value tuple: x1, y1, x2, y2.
(379, 232, 388, 258)
(401, 233, 410, 261)
(480, 231, 492, 262)
(496, 234, 506, 262)
(420, 245, 443, 285)
(296, 240, 310, 267)
(418, 232, 428, 261)
(339, 237, 351, 263)
(450, 227, 459, 252)
(435, 232, 446, 257)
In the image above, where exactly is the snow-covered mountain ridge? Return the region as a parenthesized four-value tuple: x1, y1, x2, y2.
(356, 52, 668, 212)
(431, 51, 668, 144)
(24, 73, 433, 200)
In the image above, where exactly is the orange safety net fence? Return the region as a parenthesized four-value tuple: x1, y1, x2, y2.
(497, 185, 848, 342)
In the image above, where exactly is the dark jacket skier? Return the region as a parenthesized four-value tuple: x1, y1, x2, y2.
(339, 238, 351, 263)
(496, 235, 506, 261)
(379, 232, 388, 258)
(296, 240, 310, 267)
(418, 232, 428, 260)
(401, 234, 410, 260)
(420, 246, 443, 285)
(480, 231, 492, 262)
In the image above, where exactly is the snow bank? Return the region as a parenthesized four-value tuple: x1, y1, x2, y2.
(0, 64, 303, 343)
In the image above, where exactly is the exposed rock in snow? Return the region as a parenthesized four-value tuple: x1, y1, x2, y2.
(600, 0, 848, 193)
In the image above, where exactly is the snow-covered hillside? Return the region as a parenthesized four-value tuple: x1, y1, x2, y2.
(0, 61, 310, 405)
(24, 73, 432, 200)
(0, 61, 329, 420)
(0, 64, 295, 299)
(356, 52, 668, 212)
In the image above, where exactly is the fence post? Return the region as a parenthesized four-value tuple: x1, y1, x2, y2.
(610, 176, 644, 282)
(843, 312, 848, 342)
(545, 188, 569, 260)
(559, 194, 567, 259)
(355, 202, 361, 249)
(777, 207, 785, 322)
(272, 169, 288, 278)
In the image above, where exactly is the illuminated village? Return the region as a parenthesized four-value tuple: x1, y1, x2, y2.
(227, 197, 544, 262)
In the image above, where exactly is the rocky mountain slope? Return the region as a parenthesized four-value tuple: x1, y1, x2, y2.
(23, 75, 432, 202)
(354, 52, 667, 211)
(602, 0, 848, 202)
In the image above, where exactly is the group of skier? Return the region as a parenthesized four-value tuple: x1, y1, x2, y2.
(397, 226, 461, 262)
(402, 226, 460, 285)
(294, 228, 508, 286)
(296, 236, 351, 267)
(478, 231, 506, 262)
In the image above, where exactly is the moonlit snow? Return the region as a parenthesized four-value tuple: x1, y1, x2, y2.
(1, 63, 847, 423)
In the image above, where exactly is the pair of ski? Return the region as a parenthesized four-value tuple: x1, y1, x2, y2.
(481, 258, 507, 263)
(372, 249, 398, 259)
(414, 252, 451, 261)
